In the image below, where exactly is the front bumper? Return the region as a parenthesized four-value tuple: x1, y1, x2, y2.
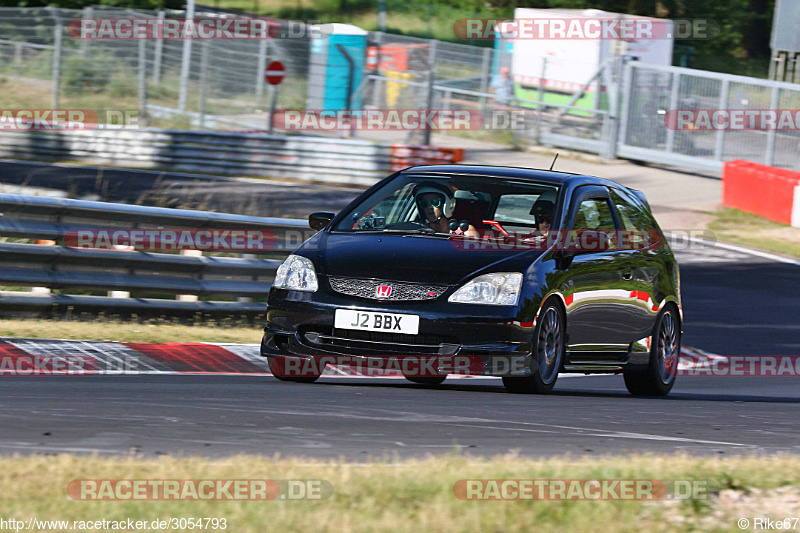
(262, 289, 536, 376)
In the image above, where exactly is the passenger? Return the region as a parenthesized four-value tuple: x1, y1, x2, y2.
(528, 197, 556, 247)
(531, 198, 555, 233)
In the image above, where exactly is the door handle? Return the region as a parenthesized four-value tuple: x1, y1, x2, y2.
(622, 272, 633, 280)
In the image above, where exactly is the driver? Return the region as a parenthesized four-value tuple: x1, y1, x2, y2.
(413, 182, 478, 237)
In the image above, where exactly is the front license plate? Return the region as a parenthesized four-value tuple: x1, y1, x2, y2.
(334, 309, 419, 335)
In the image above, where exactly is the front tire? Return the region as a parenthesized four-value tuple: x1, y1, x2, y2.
(624, 306, 680, 396)
(268, 355, 321, 383)
(503, 301, 564, 394)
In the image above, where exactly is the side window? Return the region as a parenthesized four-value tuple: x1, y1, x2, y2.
(493, 194, 540, 226)
(572, 198, 616, 232)
(610, 189, 657, 247)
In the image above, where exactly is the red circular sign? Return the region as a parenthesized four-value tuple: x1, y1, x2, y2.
(265, 61, 285, 85)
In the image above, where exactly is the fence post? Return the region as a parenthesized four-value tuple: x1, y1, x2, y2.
(51, 24, 62, 110)
(13, 42, 22, 76)
(256, 36, 268, 98)
(377, 0, 386, 31)
(198, 41, 210, 129)
(664, 72, 681, 153)
(602, 56, 624, 159)
(535, 57, 547, 145)
(479, 47, 491, 114)
(422, 40, 437, 145)
(152, 10, 165, 85)
(370, 31, 383, 108)
(178, 0, 196, 112)
(713, 79, 730, 161)
(616, 60, 633, 153)
(764, 86, 780, 166)
(80, 6, 92, 59)
(139, 38, 148, 123)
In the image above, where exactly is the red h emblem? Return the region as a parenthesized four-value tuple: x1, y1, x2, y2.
(376, 285, 392, 298)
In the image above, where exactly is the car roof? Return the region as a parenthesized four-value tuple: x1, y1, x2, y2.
(401, 164, 616, 188)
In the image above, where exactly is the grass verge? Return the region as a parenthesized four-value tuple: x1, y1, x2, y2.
(0, 318, 262, 344)
(708, 208, 800, 259)
(0, 454, 798, 532)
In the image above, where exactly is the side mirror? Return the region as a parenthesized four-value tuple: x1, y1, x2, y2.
(309, 212, 335, 231)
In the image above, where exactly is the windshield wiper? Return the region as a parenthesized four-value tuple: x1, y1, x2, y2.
(350, 228, 437, 235)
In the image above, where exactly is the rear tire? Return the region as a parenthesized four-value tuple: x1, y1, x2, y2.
(268, 355, 321, 383)
(403, 375, 446, 385)
(623, 306, 680, 396)
(503, 301, 564, 394)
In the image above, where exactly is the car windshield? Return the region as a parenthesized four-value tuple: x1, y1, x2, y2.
(333, 173, 562, 239)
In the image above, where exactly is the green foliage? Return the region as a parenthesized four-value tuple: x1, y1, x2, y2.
(61, 49, 117, 93)
(0, 0, 182, 8)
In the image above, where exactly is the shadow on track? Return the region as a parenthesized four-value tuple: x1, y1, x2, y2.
(279, 378, 800, 403)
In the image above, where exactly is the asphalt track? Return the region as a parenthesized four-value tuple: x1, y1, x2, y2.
(0, 162, 799, 458)
(1, 241, 798, 459)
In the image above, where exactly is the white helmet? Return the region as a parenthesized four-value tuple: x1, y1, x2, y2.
(412, 181, 456, 219)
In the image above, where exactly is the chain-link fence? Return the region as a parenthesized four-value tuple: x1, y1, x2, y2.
(3, 6, 800, 173)
(617, 61, 800, 172)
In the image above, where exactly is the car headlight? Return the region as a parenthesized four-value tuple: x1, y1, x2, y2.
(448, 272, 523, 306)
(273, 254, 318, 292)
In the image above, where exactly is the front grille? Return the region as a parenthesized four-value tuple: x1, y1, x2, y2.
(300, 327, 460, 356)
(328, 277, 448, 301)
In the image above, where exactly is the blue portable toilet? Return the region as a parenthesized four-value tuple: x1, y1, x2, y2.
(307, 23, 368, 112)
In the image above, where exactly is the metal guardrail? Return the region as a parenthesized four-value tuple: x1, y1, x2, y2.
(0, 129, 463, 186)
(0, 194, 309, 318)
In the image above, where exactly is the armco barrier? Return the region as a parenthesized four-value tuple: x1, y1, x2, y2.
(389, 145, 465, 172)
(0, 194, 309, 318)
(0, 129, 463, 186)
(722, 160, 800, 227)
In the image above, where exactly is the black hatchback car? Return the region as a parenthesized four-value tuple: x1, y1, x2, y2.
(262, 165, 682, 396)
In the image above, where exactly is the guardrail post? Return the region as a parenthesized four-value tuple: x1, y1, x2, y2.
(177, 249, 202, 301)
(109, 290, 131, 298)
(31, 239, 55, 294)
(51, 23, 62, 110)
(152, 10, 165, 85)
(237, 253, 255, 303)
